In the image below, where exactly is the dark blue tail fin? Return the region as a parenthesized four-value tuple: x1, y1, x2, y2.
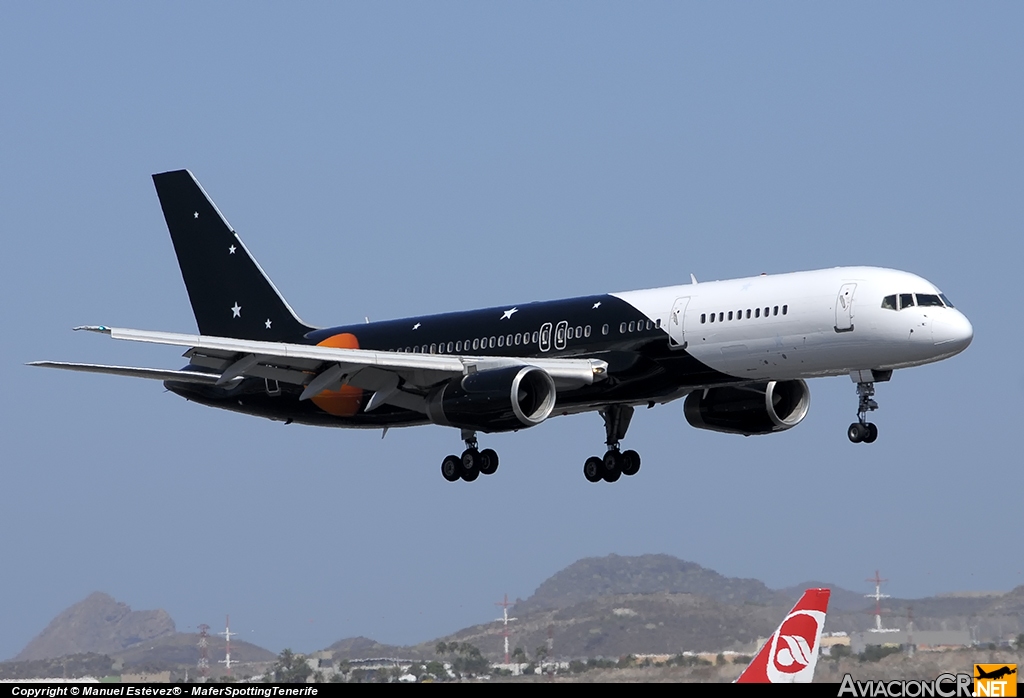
(152, 170, 314, 342)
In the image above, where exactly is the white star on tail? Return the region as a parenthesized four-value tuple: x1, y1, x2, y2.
(412, 322, 421, 330)
(265, 319, 272, 329)
(231, 303, 241, 318)
(592, 302, 602, 309)
(194, 212, 199, 219)
(229, 245, 236, 254)
(500, 307, 518, 320)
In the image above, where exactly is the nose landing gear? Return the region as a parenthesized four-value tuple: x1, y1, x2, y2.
(847, 371, 889, 443)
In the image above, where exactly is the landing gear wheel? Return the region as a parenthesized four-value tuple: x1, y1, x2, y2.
(863, 423, 878, 443)
(848, 423, 866, 443)
(441, 455, 461, 482)
(461, 448, 481, 481)
(583, 457, 603, 483)
(621, 450, 641, 476)
(602, 450, 622, 482)
(479, 448, 499, 475)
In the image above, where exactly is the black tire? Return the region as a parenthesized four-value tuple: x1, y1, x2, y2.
(602, 450, 622, 482)
(583, 457, 603, 483)
(863, 423, 878, 443)
(848, 423, 865, 443)
(441, 455, 461, 482)
(621, 449, 641, 476)
(479, 448, 499, 475)
(461, 448, 481, 481)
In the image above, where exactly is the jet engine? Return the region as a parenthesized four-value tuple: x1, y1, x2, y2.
(425, 365, 557, 433)
(683, 380, 810, 435)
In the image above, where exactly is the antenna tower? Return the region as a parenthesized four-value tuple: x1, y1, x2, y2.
(197, 624, 210, 678)
(494, 594, 517, 664)
(218, 615, 237, 676)
(865, 570, 899, 633)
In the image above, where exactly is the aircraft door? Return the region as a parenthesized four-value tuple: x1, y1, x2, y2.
(554, 320, 568, 350)
(669, 296, 690, 348)
(835, 283, 856, 332)
(538, 322, 553, 352)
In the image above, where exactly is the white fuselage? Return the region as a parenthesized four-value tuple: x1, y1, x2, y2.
(615, 266, 973, 384)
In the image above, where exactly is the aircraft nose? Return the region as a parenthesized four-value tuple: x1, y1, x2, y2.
(932, 310, 973, 353)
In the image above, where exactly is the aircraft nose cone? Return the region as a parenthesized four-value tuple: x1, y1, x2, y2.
(932, 310, 973, 353)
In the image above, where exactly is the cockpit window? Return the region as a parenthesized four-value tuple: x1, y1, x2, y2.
(881, 295, 897, 310)
(898, 293, 915, 310)
(939, 293, 954, 308)
(916, 293, 943, 307)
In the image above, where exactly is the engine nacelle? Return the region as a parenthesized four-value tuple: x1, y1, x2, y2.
(425, 365, 557, 433)
(683, 380, 811, 436)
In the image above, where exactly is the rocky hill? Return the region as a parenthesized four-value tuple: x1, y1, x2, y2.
(15, 592, 176, 662)
(513, 554, 786, 613)
(5, 593, 276, 679)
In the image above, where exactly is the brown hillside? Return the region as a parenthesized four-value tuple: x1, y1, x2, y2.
(16, 592, 175, 662)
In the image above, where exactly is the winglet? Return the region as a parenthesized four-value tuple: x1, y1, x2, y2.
(74, 325, 111, 334)
(736, 588, 830, 683)
(690, 273, 698, 285)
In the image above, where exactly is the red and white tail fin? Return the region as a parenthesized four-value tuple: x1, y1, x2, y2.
(736, 588, 831, 683)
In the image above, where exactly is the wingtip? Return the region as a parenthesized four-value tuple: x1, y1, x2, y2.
(73, 325, 111, 334)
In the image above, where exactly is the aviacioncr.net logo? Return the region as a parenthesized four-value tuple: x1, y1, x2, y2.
(767, 609, 825, 681)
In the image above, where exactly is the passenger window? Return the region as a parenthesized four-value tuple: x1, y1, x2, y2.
(755, 308, 760, 318)
(507, 334, 513, 346)
(405, 347, 411, 353)
(728, 311, 733, 321)
(899, 293, 915, 310)
(764, 307, 769, 317)
(773, 306, 778, 316)
(455, 341, 461, 352)
(746, 309, 751, 319)
(430, 343, 437, 354)
(655, 318, 661, 328)
(584, 325, 591, 338)
(497, 335, 504, 348)
(575, 326, 582, 338)
(645, 320, 651, 331)
(533, 331, 540, 343)
(881, 295, 897, 310)
(601, 324, 608, 336)
(620, 322, 627, 334)
(472, 338, 479, 350)
(701, 313, 706, 324)
(782, 305, 788, 315)
(489, 337, 496, 348)
(628, 321, 635, 332)
(719, 312, 724, 322)
(916, 293, 943, 307)
(709, 313, 716, 323)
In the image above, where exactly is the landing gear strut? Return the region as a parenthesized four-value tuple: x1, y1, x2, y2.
(441, 430, 499, 482)
(584, 405, 641, 483)
(848, 373, 882, 444)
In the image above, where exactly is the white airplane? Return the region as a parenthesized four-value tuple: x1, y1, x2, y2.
(737, 588, 831, 683)
(32, 170, 973, 482)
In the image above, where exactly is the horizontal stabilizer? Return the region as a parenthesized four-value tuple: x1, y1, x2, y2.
(28, 361, 222, 384)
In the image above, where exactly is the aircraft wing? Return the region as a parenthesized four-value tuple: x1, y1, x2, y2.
(34, 326, 609, 414)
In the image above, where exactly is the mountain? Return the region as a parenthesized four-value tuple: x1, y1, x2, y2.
(513, 554, 784, 613)
(15, 592, 176, 662)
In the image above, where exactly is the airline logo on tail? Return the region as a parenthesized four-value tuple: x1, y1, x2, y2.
(737, 588, 831, 683)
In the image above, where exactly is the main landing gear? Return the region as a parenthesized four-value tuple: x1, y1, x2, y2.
(441, 430, 499, 482)
(584, 405, 641, 483)
(848, 376, 880, 444)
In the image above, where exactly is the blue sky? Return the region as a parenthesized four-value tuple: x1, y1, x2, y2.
(1, 3, 1021, 659)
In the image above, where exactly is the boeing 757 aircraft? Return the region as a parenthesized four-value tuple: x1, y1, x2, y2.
(32, 170, 973, 483)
